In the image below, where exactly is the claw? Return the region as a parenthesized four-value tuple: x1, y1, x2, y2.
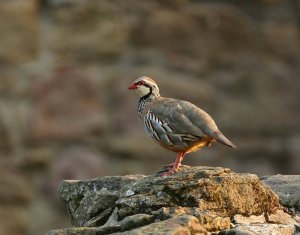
(160, 168, 180, 177)
(160, 152, 185, 177)
(162, 163, 182, 171)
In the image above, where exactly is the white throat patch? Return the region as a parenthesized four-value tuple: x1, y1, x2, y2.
(135, 85, 150, 97)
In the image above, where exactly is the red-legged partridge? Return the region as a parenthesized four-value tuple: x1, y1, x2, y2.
(128, 76, 237, 176)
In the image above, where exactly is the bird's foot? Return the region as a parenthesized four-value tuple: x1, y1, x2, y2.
(160, 167, 180, 177)
(162, 163, 182, 171)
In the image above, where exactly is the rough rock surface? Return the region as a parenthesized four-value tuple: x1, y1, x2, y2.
(48, 166, 299, 234)
(261, 175, 300, 214)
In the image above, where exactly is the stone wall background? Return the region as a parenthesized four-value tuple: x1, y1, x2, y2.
(0, 0, 299, 235)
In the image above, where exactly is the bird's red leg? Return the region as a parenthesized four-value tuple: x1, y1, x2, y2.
(162, 162, 182, 170)
(161, 152, 185, 176)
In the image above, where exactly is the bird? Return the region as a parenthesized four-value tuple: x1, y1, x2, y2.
(128, 76, 236, 176)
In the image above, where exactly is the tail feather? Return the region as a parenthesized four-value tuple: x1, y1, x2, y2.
(210, 131, 237, 148)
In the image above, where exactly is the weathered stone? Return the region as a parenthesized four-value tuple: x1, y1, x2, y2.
(114, 215, 206, 235)
(47, 227, 105, 235)
(119, 214, 154, 231)
(295, 215, 300, 225)
(116, 166, 280, 219)
(55, 166, 283, 234)
(47, 216, 204, 235)
(219, 229, 257, 235)
(268, 210, 299, 225)
(83, 208, 113, 227)
(198, 212, 231, 232)
(104, 207, 119, 227)
(76, 192, 118, 226)
(221, 224, 297, 235)
(137, 206, 232, 233)
(58, 175, 145, 225)
(154, 206, 191, 219)
(234, 214, 266, 224)
(261, 175, 300, 213)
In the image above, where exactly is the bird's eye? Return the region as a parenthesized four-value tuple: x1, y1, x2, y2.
(136, 81, 144, 85)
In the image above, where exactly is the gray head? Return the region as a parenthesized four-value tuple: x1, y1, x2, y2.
(128, 76, 160, 98)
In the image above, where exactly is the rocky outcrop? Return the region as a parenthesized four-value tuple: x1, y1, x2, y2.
(47, 166, 299, 235)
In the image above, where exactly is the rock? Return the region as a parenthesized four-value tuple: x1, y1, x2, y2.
(232, 210, 299, 234)
(196, 211, 231, 232)
(47, 227, 102, 235)
(76, 193, 118, 227)
(115, 166, 280, 219)
(268, 210, 299, 225)
(47, 215, 206, 235)
(220, 224, 297, 235)
(58, 175, 145, 226)
(50, 166, 290, 235)
(261, 175, 300, 213)
(233, 214, 266, 224)
(220, 230, 257, 235)
(119, 214, 154, 231)
(114, 215, 206, 235)
(153, 206, 231, 231)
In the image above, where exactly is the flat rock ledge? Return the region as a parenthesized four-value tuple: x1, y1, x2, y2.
(48, 166, 300, 235)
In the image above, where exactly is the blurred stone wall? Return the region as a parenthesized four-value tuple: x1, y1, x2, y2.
(0, 0, 299, 234)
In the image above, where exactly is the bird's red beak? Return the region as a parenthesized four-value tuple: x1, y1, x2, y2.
(128, 83, 137, 90)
